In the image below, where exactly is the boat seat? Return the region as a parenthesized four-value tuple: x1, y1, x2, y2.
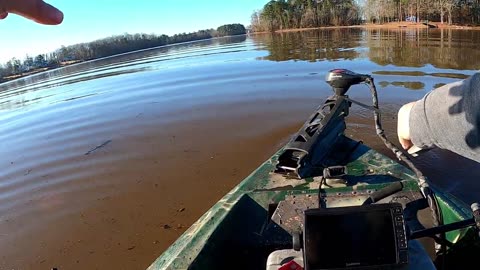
(266, 249, 303, 270)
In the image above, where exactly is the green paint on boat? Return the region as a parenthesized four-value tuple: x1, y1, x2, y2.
(148, 138, 478, 270)
(148, 70, 479, 270)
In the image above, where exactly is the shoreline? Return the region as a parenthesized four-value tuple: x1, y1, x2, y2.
(0, 60, 83, 84)
(251, 22, 480, 34)
(2, 22, 479, 84)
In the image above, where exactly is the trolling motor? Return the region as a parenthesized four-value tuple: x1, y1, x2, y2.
(326, 69, 371, 96)
(271, 69, 480, 270)
(275, 69, 370, 178)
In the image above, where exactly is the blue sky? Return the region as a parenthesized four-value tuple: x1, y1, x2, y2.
(0, 0, 268, 63)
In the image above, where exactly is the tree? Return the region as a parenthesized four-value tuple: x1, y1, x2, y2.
(363, 0, 464, 24)
(34, 54, 47, 67)
(216, 24, 247, 36)
(262, 1, 281, 31)
(0, 64, 8, 79)
(6, 58, 22, 75)
(251, 0, 361, 31)
(0, 27, 222, 79)
(444, 0, 455, 25)
(251, 10, 266, 32)
(23, 55, 34, 71)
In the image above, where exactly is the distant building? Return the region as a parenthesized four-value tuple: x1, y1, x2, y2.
(406, 16, 417, 22)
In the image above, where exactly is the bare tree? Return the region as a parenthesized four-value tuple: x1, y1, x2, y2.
(445, 0, 455, 25)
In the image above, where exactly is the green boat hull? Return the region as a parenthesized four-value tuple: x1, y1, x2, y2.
(148, 135, 478, 270)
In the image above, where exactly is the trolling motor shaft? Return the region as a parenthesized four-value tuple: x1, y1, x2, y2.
(275, 69, 370, 178)
(275, 68, 456, 254)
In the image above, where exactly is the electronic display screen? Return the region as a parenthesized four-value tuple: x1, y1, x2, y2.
(304, 207, 397, 269)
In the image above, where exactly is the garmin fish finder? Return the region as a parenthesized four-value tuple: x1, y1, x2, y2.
(303, 203, 408, 270)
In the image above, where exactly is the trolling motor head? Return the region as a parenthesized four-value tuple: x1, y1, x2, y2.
(326, 69, 371, 96)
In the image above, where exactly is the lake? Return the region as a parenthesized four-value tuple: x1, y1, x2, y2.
(1, 28, 480, 269)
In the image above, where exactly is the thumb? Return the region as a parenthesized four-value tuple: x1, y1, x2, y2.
(399, 137, 413, 150)
(7, 0, 63, 25)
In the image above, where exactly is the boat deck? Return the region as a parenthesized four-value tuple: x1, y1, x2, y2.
(148, 136, 476, 270)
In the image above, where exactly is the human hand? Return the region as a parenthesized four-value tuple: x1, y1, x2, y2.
(397, 101, 416, 150)
(0, 0, 63, 25)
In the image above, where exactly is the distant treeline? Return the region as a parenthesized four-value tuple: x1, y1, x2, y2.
(250, 0, 362, 32)
(364, 0, 480, 25)
(251, 0, 480, 33)
(0, 23, 246, 81)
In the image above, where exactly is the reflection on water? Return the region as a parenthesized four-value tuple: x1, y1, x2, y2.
(378, 81, 425, 90)
(0, 36, 249, 112)
(366, 28, 480, 70)
(252, 28, 480, 70)
(252, 29, 362, 62)
(251, 28, 479, 95)
(373, 70, 469, 79)
(1, 29, 480, 270)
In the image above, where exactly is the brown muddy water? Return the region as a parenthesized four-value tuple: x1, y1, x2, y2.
(1, 28, 480, 269)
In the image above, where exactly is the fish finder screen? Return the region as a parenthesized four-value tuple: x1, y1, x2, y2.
(304, 207, 397, 269)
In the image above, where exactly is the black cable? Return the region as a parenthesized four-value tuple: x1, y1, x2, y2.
(364, 77, 444, 251)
